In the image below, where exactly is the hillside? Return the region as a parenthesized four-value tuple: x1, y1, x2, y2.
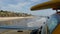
(0, 10, 32, 17)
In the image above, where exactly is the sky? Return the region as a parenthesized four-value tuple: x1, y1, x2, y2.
(0, 0, 56, 16)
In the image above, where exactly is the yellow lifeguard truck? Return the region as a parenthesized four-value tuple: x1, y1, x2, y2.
(31, 0, 60, 34)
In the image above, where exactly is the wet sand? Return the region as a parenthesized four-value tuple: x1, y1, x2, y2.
(0, 30, 32, 34)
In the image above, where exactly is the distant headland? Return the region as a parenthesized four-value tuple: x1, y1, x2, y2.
(0, 10, 32, 17)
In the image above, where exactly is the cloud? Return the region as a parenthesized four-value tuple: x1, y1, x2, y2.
(1, 1, 31, 12)
(0, 0, 38, 11)
(30, 0, 41, 2)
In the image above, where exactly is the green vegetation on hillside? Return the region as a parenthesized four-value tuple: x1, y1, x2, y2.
(0, 10, 32, 17)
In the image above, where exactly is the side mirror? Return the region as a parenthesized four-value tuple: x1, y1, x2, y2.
(47, 17, 49, 19)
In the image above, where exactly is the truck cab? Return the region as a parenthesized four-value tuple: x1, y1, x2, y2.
(41, 13, 60, 34)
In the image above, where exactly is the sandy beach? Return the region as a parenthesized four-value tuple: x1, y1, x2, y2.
(0, 30, 32, 34)
(0, 16, 33, 21)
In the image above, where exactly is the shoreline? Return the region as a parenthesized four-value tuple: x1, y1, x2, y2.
(0, 16, 33, 21)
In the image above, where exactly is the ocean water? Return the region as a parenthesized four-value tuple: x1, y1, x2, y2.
(0, 17, 41, 26)
(0, 17, 46, 33)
